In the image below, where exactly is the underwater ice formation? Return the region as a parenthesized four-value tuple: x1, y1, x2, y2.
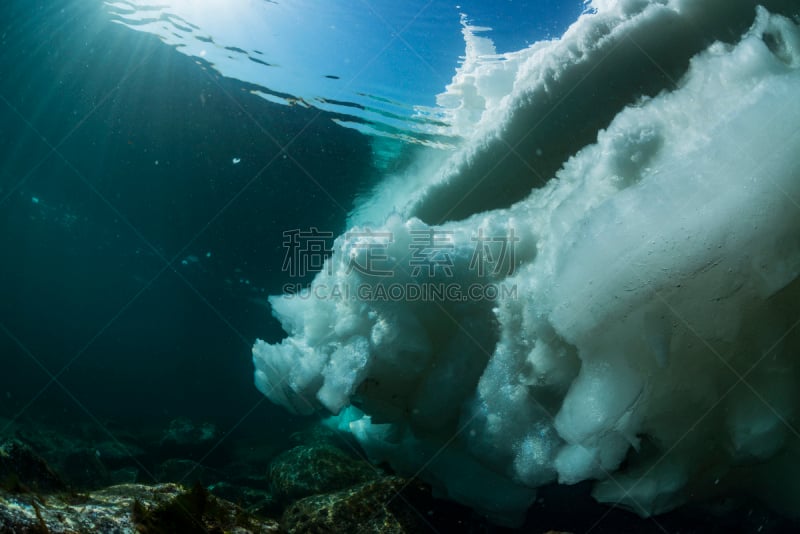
(254, 0, 800, 525)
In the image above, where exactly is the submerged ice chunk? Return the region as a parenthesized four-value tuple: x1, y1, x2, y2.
(253, 2, 800, 525)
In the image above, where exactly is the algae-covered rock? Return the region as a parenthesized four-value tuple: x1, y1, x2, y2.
(208, 480, 280, 517)
(0, 438, 66, 493)
(0, 482, 280, 533)
(269, 443, 377, 503)
(281, 476, 431, 533)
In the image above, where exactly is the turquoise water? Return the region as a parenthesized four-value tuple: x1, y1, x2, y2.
(0, 0, 580, 430)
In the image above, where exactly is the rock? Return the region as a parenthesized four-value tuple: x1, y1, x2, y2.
(0, 483, 280, 533)
(207, 481, 280, 517)
(132, 482, 279, 534)
(281, 476, 432, 533)
(0, 439, 65, 493)
(208, 480, 267, 505)
(269, 443, 378, 503)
